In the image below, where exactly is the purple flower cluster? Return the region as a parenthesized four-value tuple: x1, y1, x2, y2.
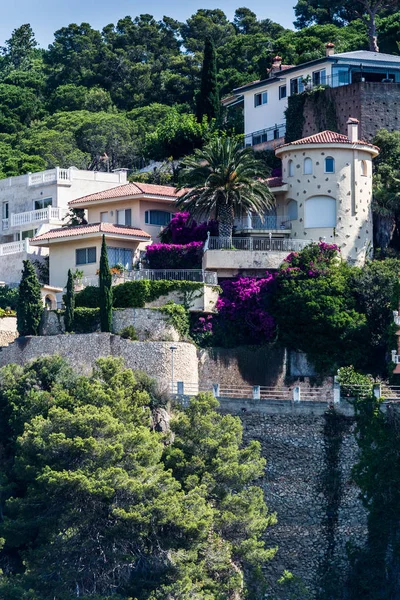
(160, 212, 218, 245)
(193, 314, 213, 333)
(215, 274, 276, 344)
(145, 241, 203, 269)
(280, 241, 340, 279)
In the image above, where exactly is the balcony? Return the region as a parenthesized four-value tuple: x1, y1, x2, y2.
(0, 239, 31, 256)
(28, 167, 71, 187)
(235, 214, 291, 232)
(203, 237, 312, 274)
(11, 206, 68, 228)
(78, 269, 218, 288)
(244, 123, 286, 148)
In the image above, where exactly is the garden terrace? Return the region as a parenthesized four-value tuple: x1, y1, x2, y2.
(76, 269, 218, 289)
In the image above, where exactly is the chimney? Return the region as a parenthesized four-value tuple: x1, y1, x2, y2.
(269, 55, 282, 76)
(326, 42, 335, 57)
(347, 118, 359, 142)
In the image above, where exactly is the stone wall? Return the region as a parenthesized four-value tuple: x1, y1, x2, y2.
(301, 82, 400, 141)
(0, 334, 198, 389)
(0, 316, 17, 347)
(220, 401, 366, 598)
(40, 308, 181, 342)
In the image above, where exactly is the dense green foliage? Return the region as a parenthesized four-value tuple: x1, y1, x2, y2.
(64, 269, 75, 332)
(16, 260, 43, 336)
(2, 8, 400, 172)
(72, 307, 100, 333)
(99, 236, 113, 332)
(75, 280, 204, 309)
(158, 301, 191, 339)
(0, 356, 274, 598)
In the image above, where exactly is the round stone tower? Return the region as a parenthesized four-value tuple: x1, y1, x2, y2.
(275, 119, 379, 265)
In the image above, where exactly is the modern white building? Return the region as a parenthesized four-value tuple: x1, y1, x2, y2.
(0, 167, 128, 284)
(226, 47, 400, 148)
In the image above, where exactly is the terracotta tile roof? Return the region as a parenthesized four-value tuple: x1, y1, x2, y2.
(69, 182, 187, 206)
(31, 222, 151, 243)
(278, 130, 379, 150)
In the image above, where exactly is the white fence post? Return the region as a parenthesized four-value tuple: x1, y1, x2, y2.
(373, 383, 382, 399)
(177, 381, 184, 395)
(253, 385, 260, 400)
(212, 384, 220, 398)
(293, 386, 301, 402)
(333, 376, 341, 404)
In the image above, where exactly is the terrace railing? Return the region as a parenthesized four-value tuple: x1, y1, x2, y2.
(77, 269, 218, 289)
(11, 206, 68, 228)
(0, 239, 31, 256)
(206, 237, 311, 252)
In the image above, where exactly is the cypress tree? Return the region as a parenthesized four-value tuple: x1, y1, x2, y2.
(64, 269, 75, 332)
(99, 235, 113, 332)
(17, 259, 43, 336)
(196, 37, 220, 123)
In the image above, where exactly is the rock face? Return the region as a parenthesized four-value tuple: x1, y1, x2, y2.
(220, 404, 366, 599)
(0, 316, 17, 347)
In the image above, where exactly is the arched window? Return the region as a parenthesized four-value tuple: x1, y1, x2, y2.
(304, 157, 312, 175)
(288, 159, 294, 177)
(361, 160, 368, 176)
(287, 199, 298, 221)
(325, 156, 335, 173)
(305, 196, 336, 228)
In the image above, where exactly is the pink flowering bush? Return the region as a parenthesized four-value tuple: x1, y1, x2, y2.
(159, 212, 218, 245)
(280, 241, 340, 279)
(145, 241, 203, 269)
(192, 274, 276, 347)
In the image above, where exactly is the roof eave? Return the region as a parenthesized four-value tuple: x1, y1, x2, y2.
(30, 231, 151, 246)
(69, 193, 178, 208)
(275, 141, 379, 157)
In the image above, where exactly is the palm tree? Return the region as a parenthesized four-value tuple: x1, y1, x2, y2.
(176, 137, 275, 241)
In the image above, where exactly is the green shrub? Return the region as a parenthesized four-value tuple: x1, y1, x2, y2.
(74, 286, 100, 308)
(0, 286, 18, 310)
(72, 308, 100, 333)
(112, 280, 203, 308)
(158, 301, 190, 339)
(119, 325, 138, 340)
(0, 308, 16, 317)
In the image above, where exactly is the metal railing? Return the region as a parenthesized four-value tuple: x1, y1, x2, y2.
(10, 206, 68, 228)
(77, 269, 218, 289)
(244, 123, 286, 147)
(236, 214, 291, 231)
(206, 237, 311, 252)
(0, 239, 30, 256)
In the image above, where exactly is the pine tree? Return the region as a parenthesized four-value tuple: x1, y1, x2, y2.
(17, 259, 43, 336)
(64, 269, 75, 332)
(99, 235, 113, 332)
(196, 37, 220, 123)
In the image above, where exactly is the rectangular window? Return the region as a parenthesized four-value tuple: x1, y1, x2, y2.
(116, 209, 132, 226)
(100, 211, 109, 223)
(290, 77, 298, 95)
(2, 202, 9, 219)
(254, 91, 268, 107)
(107, 247, 133, 270)
(76, 247, 97, 265)
(279, 85, 287, 99)
(312, 69, 327, 86)
(145, 210, 172, 226)
(21, 229, 36, 240)
(34, 198, 52, 211)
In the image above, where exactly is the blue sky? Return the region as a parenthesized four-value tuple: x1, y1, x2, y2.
(0, 0, 296, 48)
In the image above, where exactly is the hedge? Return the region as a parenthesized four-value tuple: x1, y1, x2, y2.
(72, 308, 100, 333)
(75, 280, 204, 309)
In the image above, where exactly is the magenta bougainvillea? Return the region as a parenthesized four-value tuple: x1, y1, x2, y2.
(145, 241, 204, 269)
(160, 212, 218, 245)
(279, 241, 340, 279)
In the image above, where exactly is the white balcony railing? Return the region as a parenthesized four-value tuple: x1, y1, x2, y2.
(11, 206, 68, 228)
(28, 167, 71, 186)
(236, 214, 291, 231)
(206, 237, 311, 252)
(0, 239, 31, 256)
(76, 269, 218, 289)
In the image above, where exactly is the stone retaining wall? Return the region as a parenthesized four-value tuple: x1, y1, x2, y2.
(223, 403, 366, 598)
(0, 316, 17, 347)
(0, 334, 198, 389)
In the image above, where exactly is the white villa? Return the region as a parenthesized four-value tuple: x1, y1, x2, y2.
(0, 167, 128, 284)
(225, 47, 400, 148)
